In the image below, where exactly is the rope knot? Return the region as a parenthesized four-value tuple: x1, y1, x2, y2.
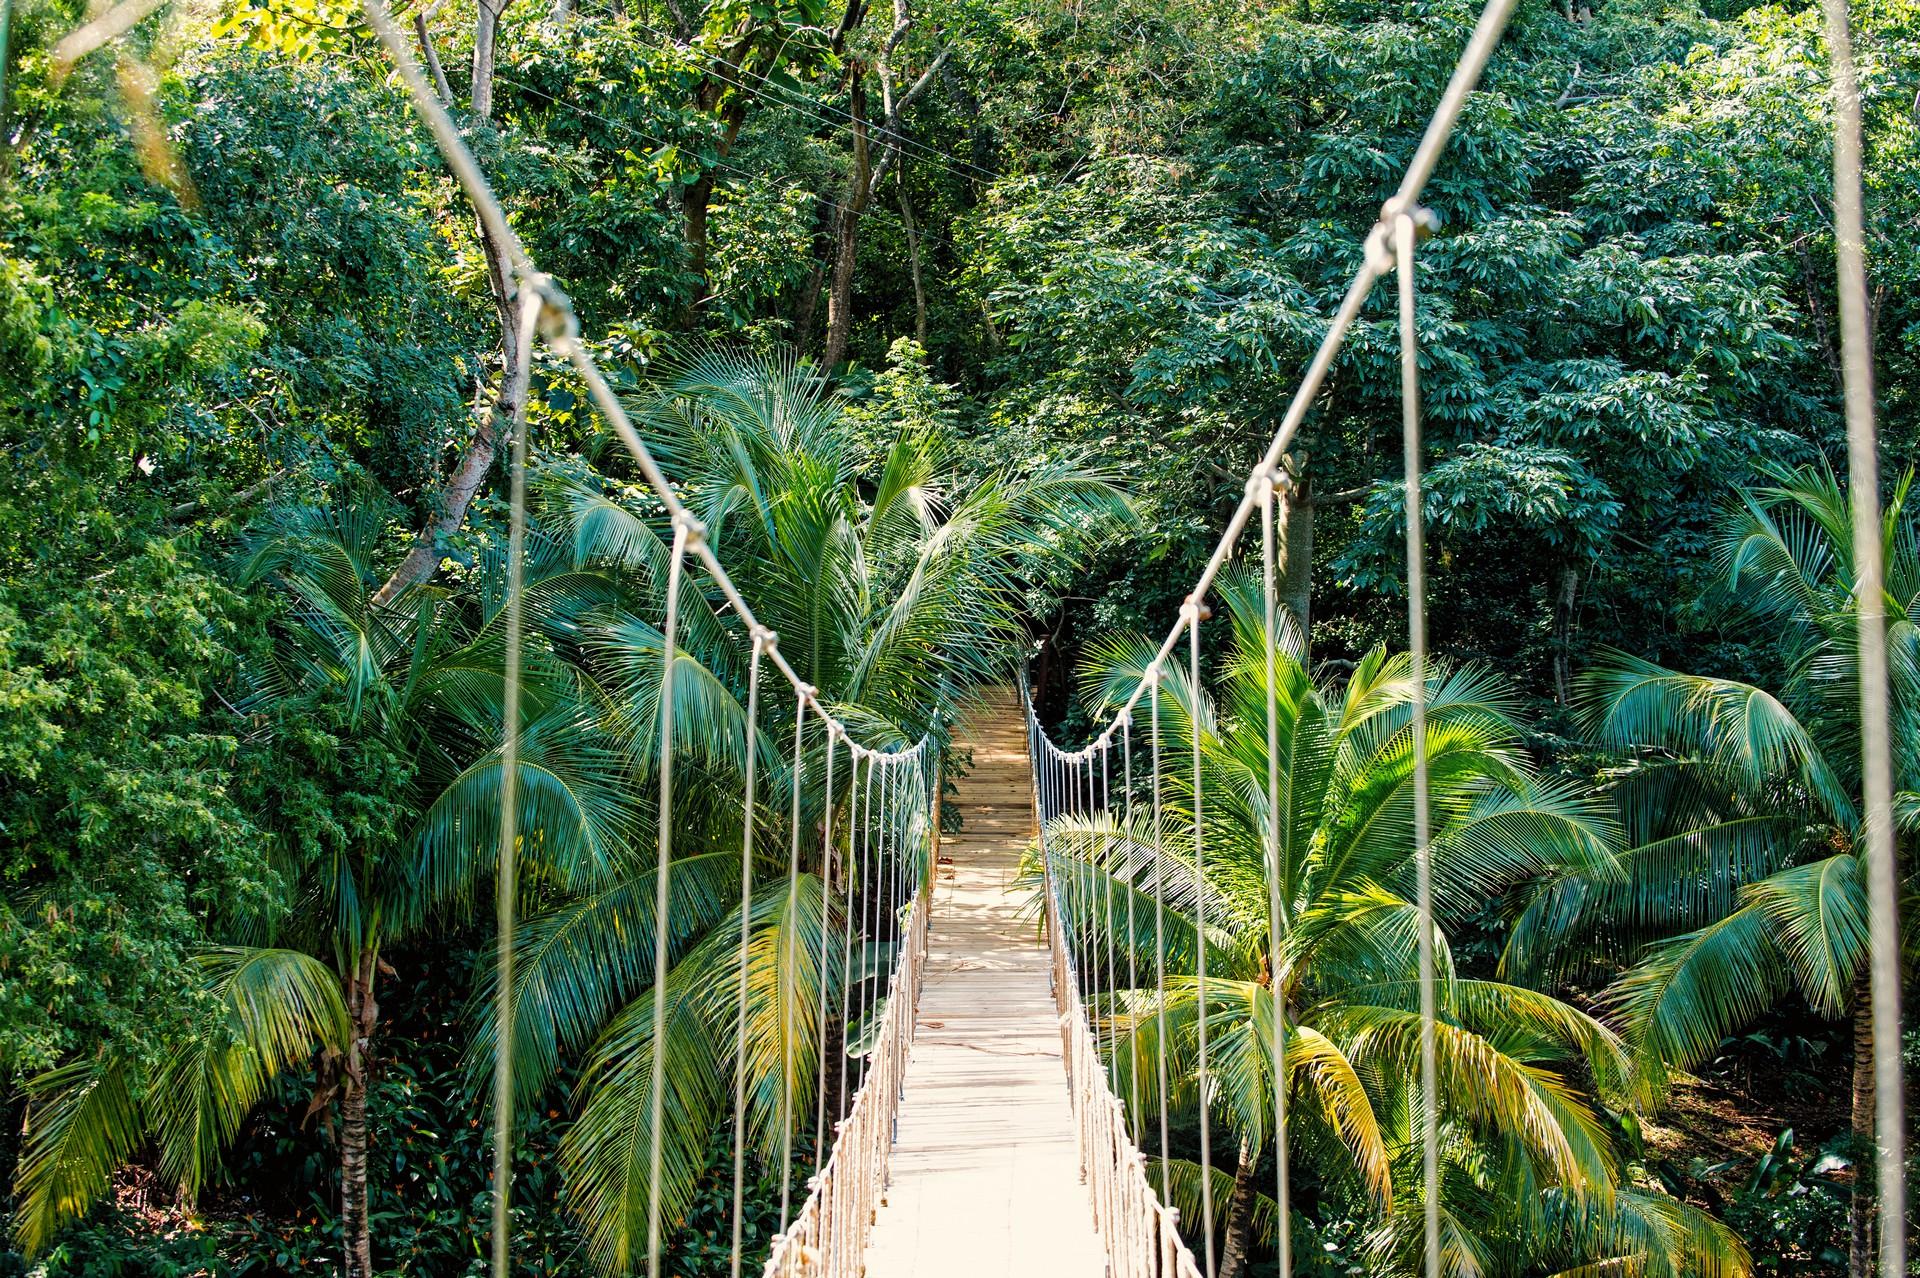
(671, 512, 707, 545)
(522, 272, 580, 343)
(1369, 201, 1441, 271)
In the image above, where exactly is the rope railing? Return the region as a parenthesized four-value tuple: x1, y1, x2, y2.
(1025, 686, 1206, 1278)
(345, 0, 1908, 1270)
(1013, 2, 1524, 1267)
(350, 4, 950, 1275)
(762, 742, 936, 1278)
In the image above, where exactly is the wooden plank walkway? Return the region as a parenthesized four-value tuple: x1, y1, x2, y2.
(860, 686, 1106, 1278)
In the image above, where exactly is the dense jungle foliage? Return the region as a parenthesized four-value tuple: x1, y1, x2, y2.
(0, 0, 1915, 1271)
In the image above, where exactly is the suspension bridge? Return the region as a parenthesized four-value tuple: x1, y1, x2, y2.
(348, 0, 1910, 1272)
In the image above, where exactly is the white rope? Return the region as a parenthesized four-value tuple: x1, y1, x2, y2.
(1026, 686, 1206, 1278)
(730, 634, 766, 1278)
(1101, 740, 1117, 1077)
(1396, 210, 1442, 1278)
(1822, 5, 1907, 1274)
(1188, 612, 1216, 1278)
(836, 750, 863, 1133)
(1259, 475, 1292, 1278)
(814, 729, 839, 1173)
(646, 521, 692, 1278)
(763, 741, 932, 1278)
(778, 693, 808, 1232)
(1006, 0, 1522, 762)
(1151, 671, 1169, 1183)
(488, 287, 542, 1278)
(1122, 714, 1141, 1143)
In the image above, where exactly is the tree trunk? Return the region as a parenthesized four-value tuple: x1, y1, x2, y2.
(823, 70, 871, 370)
(372, 0, 519, 605)
(341, 945, 381, 1278)
(682, 168, 719, 315)
(471, 0, 503, 119)
(792, 199, 838, 347)
(1278, 461, 1313, 653)
(1218, 1135, 1263, 1278)
(898, 165, 927, 347)
(413, 11, 453, 103)
(1849, 969, 1876, 1278)
(372, 242, 527, 605)
(1552, 564, 1579, 706)
(679, 92, 747, 325)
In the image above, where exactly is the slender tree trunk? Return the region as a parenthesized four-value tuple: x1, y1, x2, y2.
(413, 11, 453, 103)
(372, 245, 527, 605)
(373, 0, 520, 605)
(471, 0, 503, 119)
(678, 94, 747, 325)
(793, 199, 838, 347)
(682, 168, 719, 315)
(1552, 564, 1579, 706)
(898, 165, 928, 347)
(341, 945, 381, 1278)
(1278, 461, 1313, 652)
(1849, 969, 1877, 1278)
(823, 70, 871, 369)
(1218, 1136, 1263, 1278)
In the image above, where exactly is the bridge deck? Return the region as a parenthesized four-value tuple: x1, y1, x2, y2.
(860, 686, 1105, 1277)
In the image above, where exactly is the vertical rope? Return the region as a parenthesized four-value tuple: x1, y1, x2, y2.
(1188, 611, 1216, 1278)
(1822, 7, 1908, 1273)
(729, 634, 766, 1278)
(488, 288, 542, 1278)
(1396, 210, 1442, 1278)
(1151, 670, 1169, 1182)
(779, 692, 809, 1232)
(646, 521, 692, 1278)
(1260, 474, 1292, 1278)
(814, 728, 839, 1174)
(837, 750, 863, 1129)
(1101, 742, 1116, 1070)
(1123, 714, 1141, 1142)
(859, 752, 877, 1096)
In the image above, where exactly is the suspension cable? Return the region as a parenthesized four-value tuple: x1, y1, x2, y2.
(1822, 4, 1908, 1274)
(1122, 713, 1140, 1142)
(1187, 609, 1215, 1278)
(836, 749, 863, 1131)
(1395, 209, 1442, 1278)
(813, 728, 839, 1174)
(1151, 670, 1169, 1183)
(645, 522, 692, 1278)
(487, 288, 542, 1278)
(778, 693, 808, 1231)
(729, 634, 765, 1278)
(1259, 474, 1292, 1278)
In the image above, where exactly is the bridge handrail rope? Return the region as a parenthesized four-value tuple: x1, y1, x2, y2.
(1016, 0, 1521, 1270)
(354, 3, 943, 1276)
(1019, 5, 1906, 1278)
(353, 0, 1906, 1269)
(1025, 684, 1205, 1278)
(762, 745, 936, 1278)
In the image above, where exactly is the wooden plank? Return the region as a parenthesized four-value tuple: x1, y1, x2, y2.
(860, 687, 1106, 1277)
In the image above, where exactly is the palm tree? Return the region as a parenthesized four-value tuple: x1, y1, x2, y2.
(1506, 462, 1919, 1278)
(475, 347, 1133, 1272)
(1044, 569, 1745, 1278)
(11, 479, 636, 1275)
